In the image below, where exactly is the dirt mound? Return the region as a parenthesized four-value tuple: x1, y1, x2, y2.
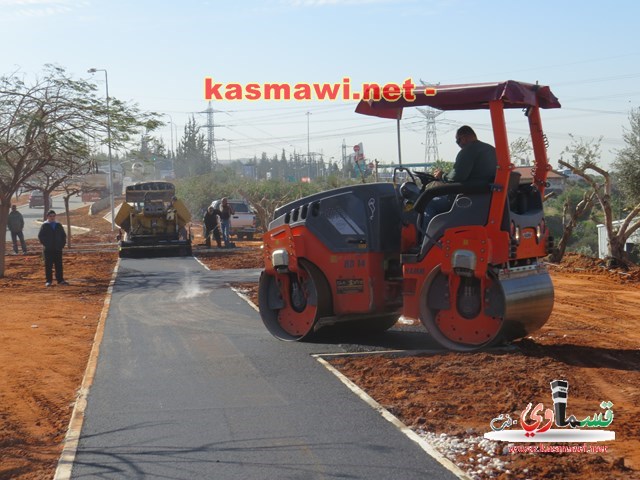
(195, 242, 263, 270)
(550, 253, 640, 284)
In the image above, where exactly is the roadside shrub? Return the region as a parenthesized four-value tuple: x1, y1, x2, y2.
(174, 174, 359, 229)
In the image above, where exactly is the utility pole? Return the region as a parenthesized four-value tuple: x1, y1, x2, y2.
(163, 113, 175, 174)
(87, 67, 115, 231)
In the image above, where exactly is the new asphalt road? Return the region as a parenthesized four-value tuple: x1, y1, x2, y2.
(67, 256, 458, 479)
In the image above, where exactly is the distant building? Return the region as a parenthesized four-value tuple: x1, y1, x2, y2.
(513, 166, 566, 193)
(597, 220, 640, 259)
(242, 163, 256, 178)
(556, 167, 585, 183)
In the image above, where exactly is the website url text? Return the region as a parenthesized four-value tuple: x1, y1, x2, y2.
(204, 77, 436, 102)
(509, 444, 609, 454)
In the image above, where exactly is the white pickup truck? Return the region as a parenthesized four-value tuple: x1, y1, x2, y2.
(210, 198, 258, 240)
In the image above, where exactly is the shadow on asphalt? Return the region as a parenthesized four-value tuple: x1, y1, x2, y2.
(308, 326, 446, 354)
(71, 421, 427, 479)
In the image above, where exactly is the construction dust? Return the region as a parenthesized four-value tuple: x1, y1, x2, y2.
(177, 269, 206, 300)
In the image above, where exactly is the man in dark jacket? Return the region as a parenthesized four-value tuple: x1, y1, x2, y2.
(203, 205, 222, 248)
(7, 204, 27, 255)
(424, 125, 497, 225)
(37, 210, 67, 286)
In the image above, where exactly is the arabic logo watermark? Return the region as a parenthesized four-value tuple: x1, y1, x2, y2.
(484, 379, 615, 443)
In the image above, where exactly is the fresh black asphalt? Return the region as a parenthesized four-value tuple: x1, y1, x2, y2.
(69, 256, 458, 479)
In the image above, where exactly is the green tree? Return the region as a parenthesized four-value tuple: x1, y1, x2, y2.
(613, 108, 640, 201)
(257, 152, 269, 179)
(0, 65, 157, 276)
(174, 116, 210, 178)
(509, 136, 533, 166)
(175, 175, 352, 231)
(430, 159, 454, 175)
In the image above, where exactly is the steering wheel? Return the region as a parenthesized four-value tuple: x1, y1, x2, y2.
(413, 171, 438, 186)
(392, 167, 417, 185)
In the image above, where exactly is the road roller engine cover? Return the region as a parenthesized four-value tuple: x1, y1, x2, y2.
(258, 80, 560, 351)
(114, 181, 192, 258)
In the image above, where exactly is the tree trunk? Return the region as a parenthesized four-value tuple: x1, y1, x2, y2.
(608, 235, 629, 269)
(548, 191, 595, 263)
(0, 201, 10, 277)
(550, 227, 574, 263)
(42, 192, 51, 221)
(64, 196, 72, 249)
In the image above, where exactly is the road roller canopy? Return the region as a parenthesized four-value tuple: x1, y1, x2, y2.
(355, 80, 561, 119)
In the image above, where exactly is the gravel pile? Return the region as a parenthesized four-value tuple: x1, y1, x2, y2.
(416, 430, 526, 479)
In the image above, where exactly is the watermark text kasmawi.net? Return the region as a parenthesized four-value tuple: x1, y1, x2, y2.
(204, 77, 436, 102)
(508, 444, 609, 454)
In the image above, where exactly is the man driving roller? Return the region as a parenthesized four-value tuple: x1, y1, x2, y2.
(423, 125, 497, 224)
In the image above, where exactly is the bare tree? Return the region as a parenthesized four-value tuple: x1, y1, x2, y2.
(1, 71, 53, 275)
(239, 189, 291, 232)
(0, 65, 160, 277)
(548, 189, 596, 262)
(59, 164, 95, 249)
(23, 154, 95, 247)
(558, 135, 640, 267)
(510, 136, 533, 166)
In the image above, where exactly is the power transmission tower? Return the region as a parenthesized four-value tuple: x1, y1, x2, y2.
(417, 107, 442, 164)
(205, 102, 218, 167)
(418, 80, 442, 165)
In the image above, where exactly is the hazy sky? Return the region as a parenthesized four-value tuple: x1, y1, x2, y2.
(1, 0, 639, 169)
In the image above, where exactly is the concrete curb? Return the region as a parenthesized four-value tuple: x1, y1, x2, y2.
(314, 355, 472, 480)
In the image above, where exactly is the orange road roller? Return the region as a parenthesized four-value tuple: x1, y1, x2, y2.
(259, 80, 559, 350)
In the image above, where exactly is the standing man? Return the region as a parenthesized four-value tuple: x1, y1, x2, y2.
(219, 198, 235, 248)
(203, 205, 222, 248)
(7, 204, 27, 255)
(38, 210, 68, 287)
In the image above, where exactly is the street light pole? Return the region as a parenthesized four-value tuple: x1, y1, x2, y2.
(88, 68, 115, 231)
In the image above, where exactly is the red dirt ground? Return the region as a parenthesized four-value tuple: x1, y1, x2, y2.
(231, 254, 640, 480)
(1, 206, 117, 480)
(2, 209, 639, 480)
